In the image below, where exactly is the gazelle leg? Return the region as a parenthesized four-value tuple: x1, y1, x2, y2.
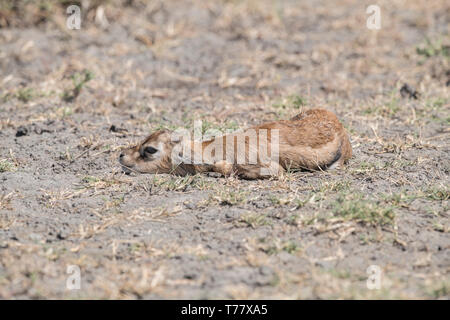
(236, 161, 284, 179)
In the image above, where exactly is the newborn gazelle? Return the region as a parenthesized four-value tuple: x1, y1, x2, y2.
(119, 109, 352, 179)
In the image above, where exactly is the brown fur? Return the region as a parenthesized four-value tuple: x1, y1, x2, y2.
(119, 109, 352, 179)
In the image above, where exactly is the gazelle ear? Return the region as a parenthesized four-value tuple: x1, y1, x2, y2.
(170, 131, 185, 144)
(170, 135, 181, 143)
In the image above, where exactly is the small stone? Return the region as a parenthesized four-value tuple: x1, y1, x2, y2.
(56, 231, 69, 240)
(15, 126, 28, 137)
(400, 83, 419, 99)
(183, 272, 197, 280)
(259, 266, 273, 276)
(184, 202, 196, 210)
(109, 125, 128, 133)
(29, 233, 42, 241)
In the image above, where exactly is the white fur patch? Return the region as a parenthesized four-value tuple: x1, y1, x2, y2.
(327, 161, 341, 170)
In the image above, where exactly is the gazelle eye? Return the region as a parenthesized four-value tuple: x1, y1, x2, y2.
(144, 146, 158, 155)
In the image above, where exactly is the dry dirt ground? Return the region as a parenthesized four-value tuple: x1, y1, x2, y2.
(0, 0, 449, 299)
